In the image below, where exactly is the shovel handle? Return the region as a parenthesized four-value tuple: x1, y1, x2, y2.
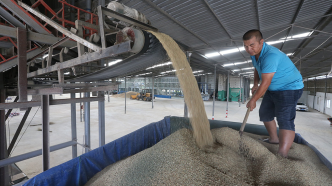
(240, 107, 251, 133)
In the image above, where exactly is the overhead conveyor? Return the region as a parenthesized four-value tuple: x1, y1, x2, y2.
(16, 1, 167, 83)
(71, 30, 168, 82)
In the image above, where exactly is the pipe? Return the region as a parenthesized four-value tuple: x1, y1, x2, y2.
(84, 92, 90, 153)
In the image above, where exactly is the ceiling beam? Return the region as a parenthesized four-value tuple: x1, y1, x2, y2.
(292, 7, 332, 58)
(141, 0, 233, 64)
(202, 0, 249, 63)
(279, 0, 304, 50)
(0, 24, 76, 47)
(142, 0, 210, 48)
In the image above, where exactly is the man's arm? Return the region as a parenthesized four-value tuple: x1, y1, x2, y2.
(247, 72, 275, 111)
(251, 69, 260, 94)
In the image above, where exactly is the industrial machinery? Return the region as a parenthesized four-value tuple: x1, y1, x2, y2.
(130, 91, 154, 101)
(130, 92, 141, 100)
(0, 2, 169, 185)
(143, 93, 153, 101)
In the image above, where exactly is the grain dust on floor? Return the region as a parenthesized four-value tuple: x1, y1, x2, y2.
(85, 128, 332, 186)
(112, 91, 138, 98)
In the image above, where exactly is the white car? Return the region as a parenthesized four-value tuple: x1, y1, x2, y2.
(296, 103, 308, 111)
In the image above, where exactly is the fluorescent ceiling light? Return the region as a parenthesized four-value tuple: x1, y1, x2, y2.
(108, 59, 122, 66)
(205, 47, 245, 58)
(205, 32, 312, 58)
(316, 75, 326, 79)
(232, 67, 254, 72)
(192, 70, 203, 74)
(205, 52, 221, 58)
(282, 32, 312, 39)
(222, 61, 250, 67)
(146, 62, 172, 70)
(267, 32, 313, 46)
(266, 40, 284, 45)
(242, 67, 254, 70)
(220, 47, 245, 55)
(136, 72, 152, 77)
(286, 53, 294, 56)
(160, 70, 176, 74)
(64, 72, 70, 75)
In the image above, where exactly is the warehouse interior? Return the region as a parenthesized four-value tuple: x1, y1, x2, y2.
(0, 0, 332, 185)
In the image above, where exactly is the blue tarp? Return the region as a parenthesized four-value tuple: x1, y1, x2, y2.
(154, 95, 171, 99)
(23, 116, 332, 185)
(24, 117, 171, 186)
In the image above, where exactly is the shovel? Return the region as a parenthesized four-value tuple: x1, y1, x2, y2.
(239, 107, 251, 136)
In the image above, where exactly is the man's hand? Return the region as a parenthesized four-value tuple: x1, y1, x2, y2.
(246, 100, 256, 111)
(252, 85, 258, 95)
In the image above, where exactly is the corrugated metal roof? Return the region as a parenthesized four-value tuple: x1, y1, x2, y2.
(116, 0, 332, 77)
(206, 0, 258, 39)
(258, 0, 301, 30)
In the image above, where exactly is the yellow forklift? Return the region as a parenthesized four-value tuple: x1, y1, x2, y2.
(130, 89, 155, 101)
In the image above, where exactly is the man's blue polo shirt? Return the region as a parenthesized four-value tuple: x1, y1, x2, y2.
(251, 43, 304, 91)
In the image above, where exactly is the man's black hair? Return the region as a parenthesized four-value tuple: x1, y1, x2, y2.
(243, 29, 263, 41)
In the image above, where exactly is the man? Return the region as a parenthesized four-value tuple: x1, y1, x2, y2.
(243, 29, 303, 157)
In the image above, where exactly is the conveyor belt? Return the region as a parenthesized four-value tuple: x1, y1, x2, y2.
(70, 31, 168, 82)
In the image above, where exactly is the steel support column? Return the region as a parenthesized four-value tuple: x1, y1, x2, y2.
(0, 80, 9, 186)
(324, 75, 327, 114)
(17, 27, 27, 104)
(125, 77, 127, 114)
(152, 77, 155, 109)
(80, 93, 83, 122)
(98, 91, 105, 146)
(239, 75, 242, 107)
(212, 64, 216, 120)
(184, 52, 192, 118)
(313, 77, 316, 109)
(70, 92, 77, 158)
(226, 71, 229, 118)
(84, 92, 90, 153)
(41, 95, 50, 171)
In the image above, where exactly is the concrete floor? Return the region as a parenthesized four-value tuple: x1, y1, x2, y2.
(5, 94, 332, 178)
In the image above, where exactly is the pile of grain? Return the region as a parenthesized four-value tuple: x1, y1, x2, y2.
(112, 91, 138, 98)
(86, 128, 332, 185)
(148, 31, 214, 149)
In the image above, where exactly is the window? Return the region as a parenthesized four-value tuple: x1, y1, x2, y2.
(327, 100, 330, 108)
